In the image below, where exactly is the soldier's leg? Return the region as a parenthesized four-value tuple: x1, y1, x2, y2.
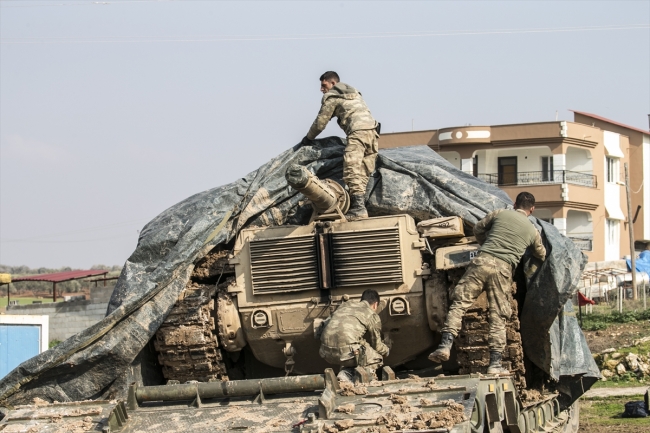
(344, 130, 377, 192)
(485, 257, 513, 374)
(359, 343, 383, 380)
(430, 257, 489, 362)
(343, 132, 369, 196)
(441, 257, 491, 336)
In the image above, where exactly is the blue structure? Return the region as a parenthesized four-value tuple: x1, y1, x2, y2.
(0, 320, 46, 378)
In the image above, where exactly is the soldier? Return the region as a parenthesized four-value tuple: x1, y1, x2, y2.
(428, 192, 546, 374)
(319, 289, 390, 382)
(303, 71, 379, 221)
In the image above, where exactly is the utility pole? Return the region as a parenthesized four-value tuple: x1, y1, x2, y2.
(624, 163, 638, 300)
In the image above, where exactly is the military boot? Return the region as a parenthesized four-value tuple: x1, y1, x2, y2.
(346, 194, 368, 221)
(428, 332, 454, 363)
(337, 367, 355, 383)
(486, 351, 509, 374)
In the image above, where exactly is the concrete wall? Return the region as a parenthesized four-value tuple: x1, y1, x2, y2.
(5, 285, 113, 343)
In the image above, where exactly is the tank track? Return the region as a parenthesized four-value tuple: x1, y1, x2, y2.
(447, 270, 527, 389)
(154, 249, 235, 383)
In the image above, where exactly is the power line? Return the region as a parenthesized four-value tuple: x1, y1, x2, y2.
(1, 24, 648, 44)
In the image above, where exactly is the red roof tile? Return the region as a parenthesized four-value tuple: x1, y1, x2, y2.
(12, 269, 109, 283)
(571, 110, 650, 135)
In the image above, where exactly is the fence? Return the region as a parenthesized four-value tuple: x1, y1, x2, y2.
(477, 170, 597, 188)
(577, 268, 648, 314)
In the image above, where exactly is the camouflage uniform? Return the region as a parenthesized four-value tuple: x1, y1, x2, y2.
(307, 83, 378, 196)
(319, 300, 389, 369)
(442, 209, 546, 352)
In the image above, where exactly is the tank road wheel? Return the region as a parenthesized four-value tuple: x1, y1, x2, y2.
(154, 282, 228, 382)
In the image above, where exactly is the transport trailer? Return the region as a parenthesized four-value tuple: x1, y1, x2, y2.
(0, 368, 578, 433)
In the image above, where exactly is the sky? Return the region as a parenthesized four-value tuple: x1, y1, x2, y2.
(1, 0, 649, 269)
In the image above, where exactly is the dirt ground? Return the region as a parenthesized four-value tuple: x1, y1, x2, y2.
(579, 320, 650, 432)
(579, 395, 650, 433)
(582, 320, 650, 353)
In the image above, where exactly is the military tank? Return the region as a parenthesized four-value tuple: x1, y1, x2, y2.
(137, 164, 581, 432)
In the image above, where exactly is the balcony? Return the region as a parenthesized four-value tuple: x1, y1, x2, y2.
(477, 170, 597, 188)
(569, 237, 593, 251)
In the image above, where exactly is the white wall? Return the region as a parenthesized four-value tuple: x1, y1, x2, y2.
(566, 147, 593, 172)
(566, 210, 593, 238)
(641, 135, 650, 239)
(474, 146, 552, 174)
(439, 151, 461, 169)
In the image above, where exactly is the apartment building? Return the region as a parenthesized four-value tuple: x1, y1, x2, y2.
(379, 112, 650, 263)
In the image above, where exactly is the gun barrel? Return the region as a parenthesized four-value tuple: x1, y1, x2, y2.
(285, 164, 344, 213)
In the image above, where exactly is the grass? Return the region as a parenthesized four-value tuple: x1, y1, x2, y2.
(581, 309, 650, 331)
(580, 394, 649, 428)
(0, 296, 55, 308)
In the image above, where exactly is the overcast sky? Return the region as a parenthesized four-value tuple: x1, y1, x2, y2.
(1, 1, 649, 269)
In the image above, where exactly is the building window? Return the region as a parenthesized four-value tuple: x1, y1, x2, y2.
(541, 156, 554, 182)
(606, 157, 619, 183)
(606, 218, 619, 247)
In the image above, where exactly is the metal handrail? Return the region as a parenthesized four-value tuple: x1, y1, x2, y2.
(477, 170, 597, 188)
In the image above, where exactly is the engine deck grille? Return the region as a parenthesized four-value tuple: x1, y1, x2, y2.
(331, 227, 403, 287)
(249, 235, 319, 294)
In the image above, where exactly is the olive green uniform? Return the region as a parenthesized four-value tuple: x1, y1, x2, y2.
(319, 300, 389, 369)
(306, 83, 378, 196)
(442, 209, 546, 352)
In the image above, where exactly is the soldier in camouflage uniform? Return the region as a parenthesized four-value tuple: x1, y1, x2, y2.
(303, 71, 379, 221)
(319, 289, 390, 382)
(429, 192, 546, 374)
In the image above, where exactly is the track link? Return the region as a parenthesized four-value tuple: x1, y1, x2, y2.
(154, 282, 228, 383)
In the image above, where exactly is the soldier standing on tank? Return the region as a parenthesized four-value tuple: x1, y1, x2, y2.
(319, 289, 390, 382)
(428, 192, 547, 374)
(302, 71, 380, 221)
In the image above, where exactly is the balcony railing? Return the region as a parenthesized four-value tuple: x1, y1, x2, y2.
(476, 170, 597, 188)
(569, 237, 593, 251)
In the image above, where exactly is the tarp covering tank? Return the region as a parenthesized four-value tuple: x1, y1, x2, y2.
(0, 138, 599, 407)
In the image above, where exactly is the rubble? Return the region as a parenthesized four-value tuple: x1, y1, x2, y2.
(594, 347, 650, 382)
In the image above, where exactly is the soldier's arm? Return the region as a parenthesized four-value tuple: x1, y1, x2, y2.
(367, 315, 389, 356)
(531, 230, 546, 261)
(306, 98, 337, 140)
(473, 210, 501, 245)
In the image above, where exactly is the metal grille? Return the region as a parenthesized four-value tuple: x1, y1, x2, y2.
(331, 227, 403, 287)
(249, 235, 319, 294)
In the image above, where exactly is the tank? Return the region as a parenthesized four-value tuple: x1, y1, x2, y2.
(155, 165, 526, 390)
(1, 165, 582, 433)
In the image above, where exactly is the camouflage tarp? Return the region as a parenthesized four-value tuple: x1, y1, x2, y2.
(0, 138, 598, 407)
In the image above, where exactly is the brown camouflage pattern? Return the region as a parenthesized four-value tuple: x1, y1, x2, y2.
(306, 82, 376, 140)
(442, 253, 514, 352)
(319, 300, 388, 368)
(343, 129, 379, 195)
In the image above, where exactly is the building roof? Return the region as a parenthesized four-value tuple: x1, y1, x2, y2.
(12, 269, 109, 283)
(571, 110, 650, 135)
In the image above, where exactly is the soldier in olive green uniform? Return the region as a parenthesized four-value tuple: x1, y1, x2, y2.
(303, 71, 379, 221)
(429, 192, 546, 374)
(319, 289, 390, 382)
